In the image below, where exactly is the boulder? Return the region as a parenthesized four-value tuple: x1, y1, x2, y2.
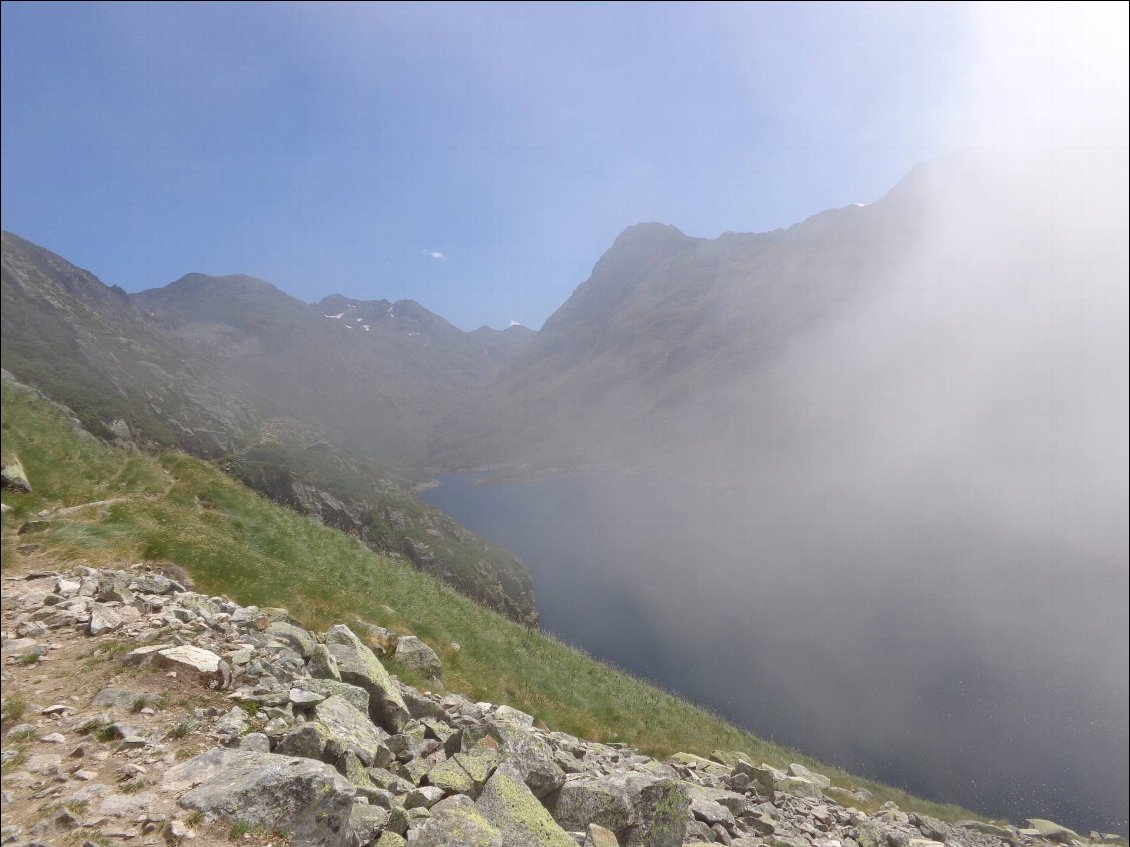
(314, 695, 391, 767)
(325, 624, 410, 732)
(475, 764, 576, 847)
(266, 621, 317, 660)
(155, 645, 222, 674)
(408, 794, 503, 847)
(344, 804, 391, 847)
(584, 823, 621, 847)
(549, 770, 688, 847)
(275, 722, 333, 760)
(162, 748, 355, 845)
(88, 603, 123, 636)
(465, 721, 564, 799)
(1, 458, 31, 492)
(394, 635, 442, 678)
(308, 643, 341, 681)
(298, 678, 370, 716)
(1026, 819, 1080, 844)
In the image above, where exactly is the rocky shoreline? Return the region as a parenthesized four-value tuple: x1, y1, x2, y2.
(1, 564, 1119, 847)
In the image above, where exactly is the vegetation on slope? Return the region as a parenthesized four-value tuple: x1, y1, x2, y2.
(0, 378, 983, 821)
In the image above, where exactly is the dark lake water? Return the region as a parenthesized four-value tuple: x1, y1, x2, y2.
(421, 470, 1128, 833)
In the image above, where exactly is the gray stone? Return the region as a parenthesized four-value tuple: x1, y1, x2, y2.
(393, 635, 442, 679)
(583, 823, 620, 847)
(345, 804, 391, 847)
(408, 794, 502, 847)
(1025, 819, 1079, 844)
(1, 459, 31, 492)
(405, 786, 445, 809)
(275, 722, 333, 760)
(308, 643, 341, 681)
(90, 688, 147, 711)
(300, 678, 371, 716)
(238, 732, 272, 753)
(99, 791, 160, 817)
(325, 624, 410, 732)
(687, 785, 737, 828)
(162, 748, 355, 845)
(550, 770, 687, 847)
(475, 764, 576, 847)
(155, 645, 222, 674)
(266, 621, 317, 660)
(787, 763, 831, 789)
(290, 687, 328, 707)
(315, 695, 391, 766)
(88, 603, 123, 636)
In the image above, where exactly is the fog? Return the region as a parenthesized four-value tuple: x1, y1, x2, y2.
(425, 72, 1130, 836)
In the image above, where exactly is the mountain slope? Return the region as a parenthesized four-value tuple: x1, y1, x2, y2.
(134, 277, 531, 463)
(1, 231, 256, 455)
(0, 234, 538, 622)
(0, 375, 986, 823)
(431, 151, 1129, 475)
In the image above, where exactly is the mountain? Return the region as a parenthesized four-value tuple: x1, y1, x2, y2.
(0, 233, 537, 623)
(431, 151, 1129, 475)
(0, 231, 255, 455)
(134, 277, 531, 463)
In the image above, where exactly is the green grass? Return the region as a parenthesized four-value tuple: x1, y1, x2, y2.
(2, 691, 28, 723)
(0, 379, 984, 822)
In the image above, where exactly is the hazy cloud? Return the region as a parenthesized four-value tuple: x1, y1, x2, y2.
(421, 249, 446, 261)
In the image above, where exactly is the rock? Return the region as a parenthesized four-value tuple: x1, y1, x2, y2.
(88, 603, 123, 636)
(955, 821, 1013, 838)
(374, 833, 407, 847)
(584, 823, 621, 847)
(308, 643, 341, 681)
(687, 785, 737, 828)
(475, 764, 576, 847)
(460, 721, 563, 799)
(314, 695, 391, 766)
(266, 621, 317, 660)
(406, 786, 445, 809)
(393, 635, 442, 679)
(122, 644, 172, 666)
(549, 770, 687, 847)
(325, 624, 411, 732)
(162, 748, 355, 845)
(238, 732, 272, 753)
(1, 458, 31, 492)
(99, 791, 160, 817)
(911, 814, 949, 841)
(289, 680, 367, 718)
(426, 755, 478, 797)
(787, 763, 831, 789)
(493, 705, 535, 727)
(275, 722, 333, 760)
(344, 804, 391, 847)
(91, 688, 147, 711)
(1025, 819, 1080, 843)
(357, 622, 400, 656)
(155, 645, 222, 675)
(290, 687, 328, 707)
(408, 794, 503, 847)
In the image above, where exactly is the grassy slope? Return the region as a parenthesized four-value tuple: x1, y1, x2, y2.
(0, 380, 982, 821)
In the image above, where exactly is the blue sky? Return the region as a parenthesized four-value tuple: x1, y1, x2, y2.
(2, 2, 1124, 329)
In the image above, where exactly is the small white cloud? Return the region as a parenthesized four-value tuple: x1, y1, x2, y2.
(510, 319, 522, 327)
(422, 249, 446, 260)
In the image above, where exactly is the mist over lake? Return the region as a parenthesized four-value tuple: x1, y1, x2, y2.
(422, 469, 1129, 832)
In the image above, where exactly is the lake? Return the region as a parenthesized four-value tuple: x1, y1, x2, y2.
(421, 469, 1128, 833)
